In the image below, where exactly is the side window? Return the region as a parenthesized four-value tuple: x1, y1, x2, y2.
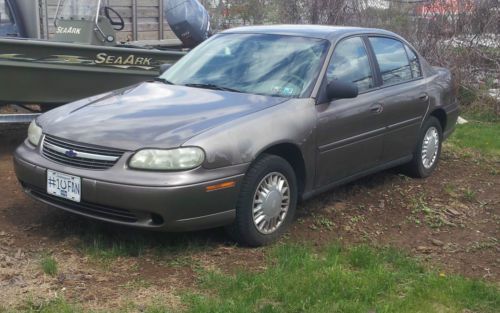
(405, 45, 422, 78)
(327, 37, 374, 93)
(0, 1, 13, 25)
(369, 37, 412, 85)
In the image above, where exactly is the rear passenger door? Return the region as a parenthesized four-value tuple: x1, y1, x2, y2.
(368, 37, 429, 162)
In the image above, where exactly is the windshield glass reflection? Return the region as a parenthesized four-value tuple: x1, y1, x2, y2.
(163, 33, 330, 98)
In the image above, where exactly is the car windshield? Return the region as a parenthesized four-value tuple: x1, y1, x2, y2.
(56, 0, 100, 20)
(162, 33, 330, 98)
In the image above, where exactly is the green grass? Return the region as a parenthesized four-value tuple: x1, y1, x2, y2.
(20, 298, 81, 313)
(185, 244, 499, 313)
(68, 223, 217, 266)
(12, 244, 499, 313)
(462, 188, 477, 202)
(40, 255, 58, 277)
(80, 232, 212, 263)
(80, 233, 146, 264)
(9, 298, 176, 313)
(448, 121, 500, 156)
(452, 85, 499, 156)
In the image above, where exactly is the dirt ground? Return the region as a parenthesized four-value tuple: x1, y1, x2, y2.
(0, 125, 498, 310)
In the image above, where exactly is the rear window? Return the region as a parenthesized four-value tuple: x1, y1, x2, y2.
(369, 37, 412, 85)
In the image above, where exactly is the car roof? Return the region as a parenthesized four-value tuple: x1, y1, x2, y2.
(221, 25, 398, 41)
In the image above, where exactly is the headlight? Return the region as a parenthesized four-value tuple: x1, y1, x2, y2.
(129, 147, 205, 170)
(27, 120, 43, 146)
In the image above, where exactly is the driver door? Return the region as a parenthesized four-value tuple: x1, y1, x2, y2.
(315, 36, 385, 187)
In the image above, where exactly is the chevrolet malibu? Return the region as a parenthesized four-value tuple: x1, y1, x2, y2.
(14, 25, 458, 246)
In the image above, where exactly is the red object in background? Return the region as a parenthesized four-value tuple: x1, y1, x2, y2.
(417, 0, 475, 16)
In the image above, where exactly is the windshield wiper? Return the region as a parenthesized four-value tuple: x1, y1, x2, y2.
(153, 77, 174, 85)
(184, 83, 242, 93)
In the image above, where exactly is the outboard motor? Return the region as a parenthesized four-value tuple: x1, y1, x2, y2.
(164, 0, 210, 48)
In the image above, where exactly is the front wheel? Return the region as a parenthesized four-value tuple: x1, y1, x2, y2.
(226, 154, 298, 246)
(404, 116, 443, 178)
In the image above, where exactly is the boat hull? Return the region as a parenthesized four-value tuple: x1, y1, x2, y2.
(0, 38, 186, 105)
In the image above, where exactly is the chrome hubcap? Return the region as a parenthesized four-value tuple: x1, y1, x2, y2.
(421, 126, 439, 169)
(252, 172, 290, 234)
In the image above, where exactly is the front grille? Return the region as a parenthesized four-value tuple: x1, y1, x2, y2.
(26, 184, 139, 223)
(42, 135, 125, 170)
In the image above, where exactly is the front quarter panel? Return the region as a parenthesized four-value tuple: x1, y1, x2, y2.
(183, 98, 317, 187)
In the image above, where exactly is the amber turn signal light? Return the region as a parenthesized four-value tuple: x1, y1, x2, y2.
(205, 181, 236, 192)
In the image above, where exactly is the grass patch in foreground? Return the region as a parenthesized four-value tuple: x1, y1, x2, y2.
(448, 121, 500, 156)
(40, 254, 58, 277)
(10, 298, 173, 313)
(186, 244, 499, 313)
(12, 244, 499, 313)
(19, 298, 81, 313)
(74, 223, 217, 266)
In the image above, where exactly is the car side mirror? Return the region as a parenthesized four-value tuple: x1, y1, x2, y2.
(159, 64, 172, 75)
(327, 80, 359, 100)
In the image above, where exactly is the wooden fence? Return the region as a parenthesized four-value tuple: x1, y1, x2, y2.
(40, 0, 177, 42)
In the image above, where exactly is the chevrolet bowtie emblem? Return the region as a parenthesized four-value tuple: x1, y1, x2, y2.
(65, 149, 78, 158)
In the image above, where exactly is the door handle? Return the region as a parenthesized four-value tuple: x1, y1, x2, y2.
(370, 103, 384, 114)
(419, 93, 429, 102)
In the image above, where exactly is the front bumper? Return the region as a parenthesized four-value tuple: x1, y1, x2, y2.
(13, 141, 248, 231)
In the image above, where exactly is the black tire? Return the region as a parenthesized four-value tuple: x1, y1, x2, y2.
(404, 116, 443, 178)
(226, 154, 298, 246)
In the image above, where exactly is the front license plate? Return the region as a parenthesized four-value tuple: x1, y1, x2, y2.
(47, 170, 81, 202)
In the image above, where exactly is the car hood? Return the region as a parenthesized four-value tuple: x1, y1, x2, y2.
(39, 82, 288, 151)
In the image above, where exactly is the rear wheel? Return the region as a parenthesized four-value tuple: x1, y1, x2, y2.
(227, 154, 297, 246)
(404, 116, 443, 178)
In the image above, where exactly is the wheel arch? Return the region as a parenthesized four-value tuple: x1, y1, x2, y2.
(256, 142, 307, 197)
(429, 108, 447, 132)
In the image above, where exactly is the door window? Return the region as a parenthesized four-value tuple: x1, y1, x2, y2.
(0, 0, 13, 25)
(405, 45, 422, 78)
(326, 37, 374, 93)
(369, 37, 412, 85)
